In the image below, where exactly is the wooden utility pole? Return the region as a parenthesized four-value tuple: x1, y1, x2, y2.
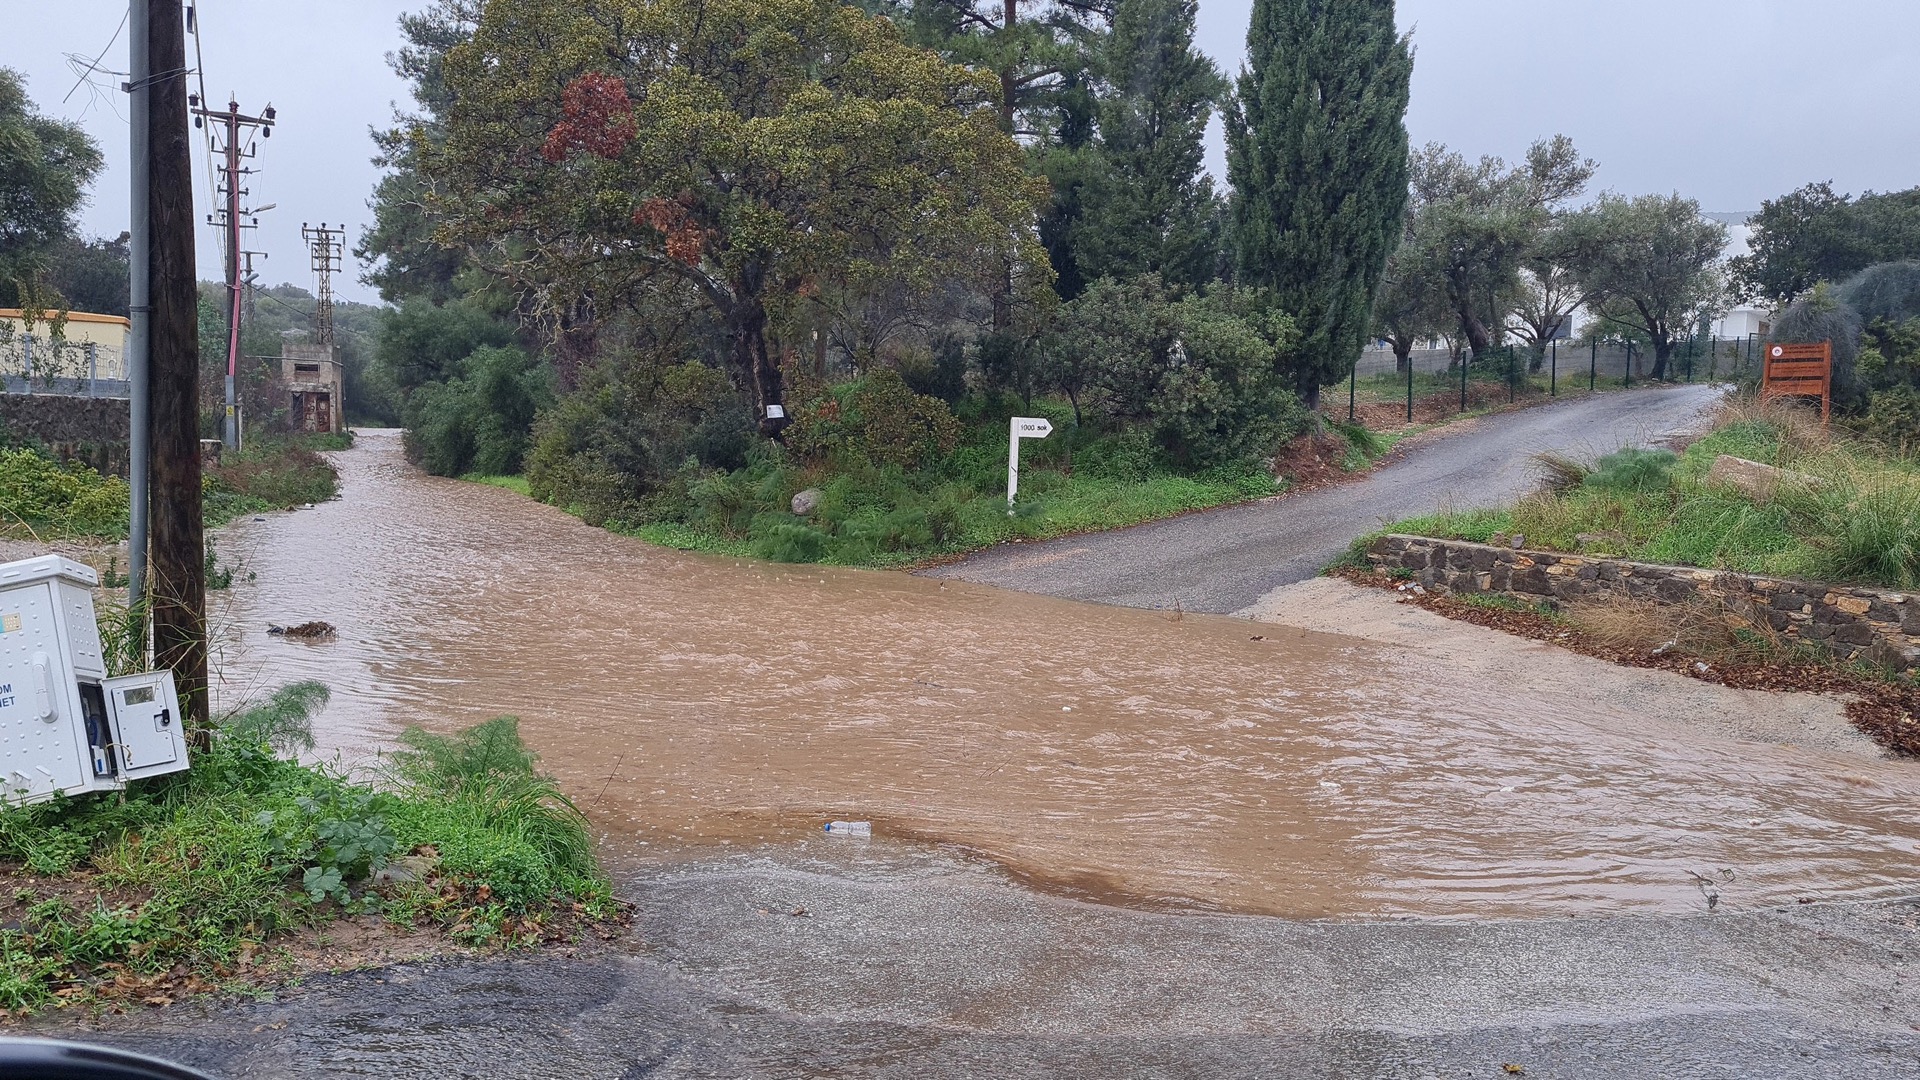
(146, 0, 209, 725)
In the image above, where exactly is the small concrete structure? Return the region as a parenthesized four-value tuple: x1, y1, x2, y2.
(279, 340, 343, 433)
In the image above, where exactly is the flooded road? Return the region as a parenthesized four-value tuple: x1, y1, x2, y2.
(211, 430, 1920, 919)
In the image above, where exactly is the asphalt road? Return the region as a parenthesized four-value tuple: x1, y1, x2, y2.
(63, 845, 1920, 1079)
(927, 384, 1724, 612)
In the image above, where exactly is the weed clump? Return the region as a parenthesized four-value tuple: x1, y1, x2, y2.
(0, 683, 609, 1013)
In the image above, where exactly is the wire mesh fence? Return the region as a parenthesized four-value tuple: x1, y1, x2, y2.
(1343, 336, 1769, 424)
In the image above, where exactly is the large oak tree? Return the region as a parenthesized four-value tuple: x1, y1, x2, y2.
(425, 0, 1049, 436)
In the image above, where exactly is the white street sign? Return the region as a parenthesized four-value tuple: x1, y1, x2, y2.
(1007, 416, 1054, 510)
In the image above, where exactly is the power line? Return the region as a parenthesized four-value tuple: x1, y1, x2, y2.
(61, 9, 129, 105)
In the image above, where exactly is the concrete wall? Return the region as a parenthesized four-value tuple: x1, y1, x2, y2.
(0, 393, 130, 477)
(1368, 533, 1920, 670)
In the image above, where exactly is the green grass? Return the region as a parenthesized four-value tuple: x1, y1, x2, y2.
(0, 682, 610, 1014)
(462, 473, 532, 497)
(1381, 402, 1920, 589)
(474, 452, 1278, 568)
(203, 434, 344, 528)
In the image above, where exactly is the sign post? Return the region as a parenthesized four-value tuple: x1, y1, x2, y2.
(1007, 416, 1054, 512)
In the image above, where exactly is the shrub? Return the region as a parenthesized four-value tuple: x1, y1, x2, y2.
(0, 448, 129, 536)
(527, 359, 752, 524)
(786, 368, 962, 471)
(404, 345, 552, 477)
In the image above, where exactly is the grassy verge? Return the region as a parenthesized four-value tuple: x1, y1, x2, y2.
(205, 434, 346, 528)
(485, 463, 1280, 568)
(1377, 396, 1920, 590)
(478, 407, 1452, 568)
(0, 683, 614, 1015)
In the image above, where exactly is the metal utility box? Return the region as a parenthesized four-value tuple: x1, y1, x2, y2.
(0, 555, 188, 805)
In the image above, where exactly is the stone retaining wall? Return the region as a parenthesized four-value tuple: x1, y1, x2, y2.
(0, 393, 130, 477)
(1368, 533, 1920, 669)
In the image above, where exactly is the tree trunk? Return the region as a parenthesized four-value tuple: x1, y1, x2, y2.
(732, 300, 788, 439)
(147, 0, 208, 727)
(1651, 333, 1673, 381)
(1456, 307, 1493, 358)
(1393, 339, 1413, 374)
(998, 0, 1018, 134)
(552, 292, 598, 391)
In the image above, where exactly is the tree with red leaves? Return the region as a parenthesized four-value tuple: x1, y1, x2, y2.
(426, 0, 1050, 437)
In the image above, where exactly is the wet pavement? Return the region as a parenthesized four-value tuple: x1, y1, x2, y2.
(928, 384, 1722, 612)
(63, 844, 1920, 1078)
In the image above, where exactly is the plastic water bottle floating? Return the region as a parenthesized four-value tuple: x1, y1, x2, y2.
(824, 820, 871, 838)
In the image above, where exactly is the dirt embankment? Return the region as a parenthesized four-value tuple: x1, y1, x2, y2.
(1242, 574, 1894, 760)
(1315, 568, 1920, 757)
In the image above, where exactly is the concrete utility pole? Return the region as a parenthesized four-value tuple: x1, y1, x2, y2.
(145, 0, 210, 726)
(190, 95, 274, 450)
(127, 0, 151, 610)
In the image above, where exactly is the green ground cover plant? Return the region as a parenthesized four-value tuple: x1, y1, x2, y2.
(520, 366, 1291, 567)
(0, 682, 611, 1014)
(203, 434, 345, 526)
(1382, 397, 1920, 589)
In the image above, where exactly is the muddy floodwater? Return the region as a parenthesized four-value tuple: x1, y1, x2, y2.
(210, 430, 1920, 919)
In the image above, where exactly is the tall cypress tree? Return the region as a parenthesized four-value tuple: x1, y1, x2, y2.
(1226, 0, 1411, 410)
(1073, 0, 1225, 291)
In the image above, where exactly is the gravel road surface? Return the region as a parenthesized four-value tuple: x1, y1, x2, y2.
(927, 384, 1724, 612)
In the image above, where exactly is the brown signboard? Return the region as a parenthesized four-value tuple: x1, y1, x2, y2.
(1760, 341, 1832, 422)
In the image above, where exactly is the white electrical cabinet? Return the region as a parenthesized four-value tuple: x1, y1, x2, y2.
(0, 555, 188, 806)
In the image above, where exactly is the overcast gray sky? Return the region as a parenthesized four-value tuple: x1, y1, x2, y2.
(9, 0, 1919, 305)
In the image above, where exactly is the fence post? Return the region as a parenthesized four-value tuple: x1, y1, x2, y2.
(1348, 354, 1356, 423)
(22, 334, 33, 396)
(1686, 336, 1695, 383)
(1589, 340, 1597, 392)
(87, 341, 97, 398)
(1624, 341, 1632, 389)
(1405, 353, 1413, 423)
(1550, 337, 1557, 397)
(1507, 345, 1516, 403)
(1459, 349, 1468, 413)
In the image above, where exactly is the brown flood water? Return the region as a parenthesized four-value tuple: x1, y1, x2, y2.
(210, 430, 1920, 919)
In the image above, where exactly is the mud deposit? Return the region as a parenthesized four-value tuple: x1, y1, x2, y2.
(210, 430, 1920, 919)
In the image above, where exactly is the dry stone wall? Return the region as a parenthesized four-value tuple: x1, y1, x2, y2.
(1368, 534, 1920, 670)
(0, 394, 130, 477)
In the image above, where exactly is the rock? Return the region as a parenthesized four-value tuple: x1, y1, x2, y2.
(373, 854, 439, 887)
(1704, 455, 1821, 503)
(791, 488, 823, 516)
(1509, 534, 1526, 549)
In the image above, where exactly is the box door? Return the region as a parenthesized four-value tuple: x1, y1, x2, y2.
(0, 584, 86, 802)
(103, 671, 187, 781)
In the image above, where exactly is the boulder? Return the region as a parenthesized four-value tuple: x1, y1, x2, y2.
(791, 488, 824, 516)
(1704, 455, 1820, 503)
(373, 854, 438, 887)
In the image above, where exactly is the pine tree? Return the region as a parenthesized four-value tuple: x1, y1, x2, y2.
(1226, 0, 1411, 410)
(1072, 0, 1224, 292)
